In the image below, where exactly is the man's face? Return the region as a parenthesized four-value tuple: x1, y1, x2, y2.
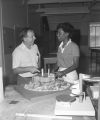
(24, 30, 36, 46)
(56, 28, 68, 42)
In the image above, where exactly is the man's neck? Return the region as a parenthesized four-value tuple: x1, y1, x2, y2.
(23, 42, 32, 49)
(62, 38, 69, 48)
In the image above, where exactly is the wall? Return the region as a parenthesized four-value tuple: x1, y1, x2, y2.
(28, 6, 100, 57)
(0, 0, 3, 67)
(48, 11, 100, 57)
(2, 0, 27, 28)
(2, 0, 28, 85)
(47, 14, 89, 56)
(28, 6, 41, 35)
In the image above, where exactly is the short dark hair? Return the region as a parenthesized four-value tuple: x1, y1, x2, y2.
(56, 22, 74, 38)
(19, 27, 34, 41)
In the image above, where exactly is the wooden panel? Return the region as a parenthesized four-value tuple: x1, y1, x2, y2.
(28, 0, 93, 4)
(72, 29, 80, 46)
(0, 1, 3, 66)
(43, 31, 56, 54)
(3, 27, 14, 54)
(14, 26, 23, 47)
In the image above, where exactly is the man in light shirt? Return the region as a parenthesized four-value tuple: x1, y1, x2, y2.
(12, 27, 40, 85)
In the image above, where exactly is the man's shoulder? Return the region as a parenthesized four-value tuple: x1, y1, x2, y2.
(70, 41, 79, 48)
(32, 44, 38, 49)
(33, 44, 38, 47)
(13, 44, 23, 54)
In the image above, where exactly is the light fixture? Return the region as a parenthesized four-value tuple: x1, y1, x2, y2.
(36, 7, 90, 15)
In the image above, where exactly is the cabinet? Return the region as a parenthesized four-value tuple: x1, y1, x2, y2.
(37, 31, 57, 56)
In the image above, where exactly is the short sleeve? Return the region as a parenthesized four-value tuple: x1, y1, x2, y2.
(12, 49, 22, 69)
(34, 44, 40, 57)
(72, 44, 80, 57)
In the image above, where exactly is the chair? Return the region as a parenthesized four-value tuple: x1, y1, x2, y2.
(43, 57, 57, 73)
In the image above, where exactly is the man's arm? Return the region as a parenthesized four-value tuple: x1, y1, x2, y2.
(38, 54, 41, 68)
(62, 56, 79, 75)
(55, 56, 79, 78)
(13, 66, 40, 75)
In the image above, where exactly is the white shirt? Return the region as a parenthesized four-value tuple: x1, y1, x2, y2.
(12, 42, 40, 77)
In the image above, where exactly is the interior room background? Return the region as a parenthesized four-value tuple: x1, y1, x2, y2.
(2, 0, 100, 85)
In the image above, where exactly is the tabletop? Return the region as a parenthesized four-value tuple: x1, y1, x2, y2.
(0, 85, 96, 120)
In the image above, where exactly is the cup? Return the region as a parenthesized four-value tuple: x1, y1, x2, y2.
(79, 94, 83, 103)
(79, 92, 85, 103)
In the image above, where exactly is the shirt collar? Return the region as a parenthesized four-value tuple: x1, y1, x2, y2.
(59, 39, 71, 48)
(21, 42, 33, 50)
(21, 42, 26, 49)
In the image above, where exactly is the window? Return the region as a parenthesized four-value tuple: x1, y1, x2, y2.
(89, 23, 100, 47)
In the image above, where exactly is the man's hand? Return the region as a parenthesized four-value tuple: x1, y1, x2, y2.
(55, 71, 64, 78)
(29, 66, 40, 74)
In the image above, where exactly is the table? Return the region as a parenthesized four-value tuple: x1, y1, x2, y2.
(55, 96, 95, 116)
(79, 75, 100, 120)
(0, 85, 96, 120)
(79, 76, 100, 93)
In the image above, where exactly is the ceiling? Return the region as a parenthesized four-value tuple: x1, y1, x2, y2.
(27, 0, 100, 15)
(28, 0, 94, 4)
